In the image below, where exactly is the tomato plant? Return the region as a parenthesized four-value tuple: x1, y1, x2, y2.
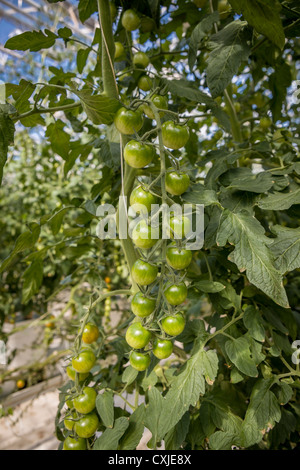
(2, 0, 300, 453)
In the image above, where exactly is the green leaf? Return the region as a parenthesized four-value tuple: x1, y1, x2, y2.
(58, 27, 72, 39)
(209, 431, 238, 450)
(118, 404, 146, 450)
(122, 366, 138, 386)
(72, 87, 121, 125)
(93, 417, 129, 450)
(6, 79, 36, 114)
(161, 78, 231, 131)
(270, 225, 300, 274)
(78, 0, 98, 23)
(243, 306, 265, 342)
(228, 0, 285, 50)
(194, 280, 226, 293)
(144, 387, 164, 446)
(269, 62, 292, 121)
(182, 183, 219, 206)
(0, 107, 15, 185)
(258, 187, 300, 210)
(225, 336, 258, 377)
(241, 379, 281, 447)
(77, 48, 91, 74)
(96, 391, 114, 428)
(0, 224, 40, 273)
(206, 21, 251, 97)
(164, 412, 190, 450)
(188, 12, 219, 71)
(45, 120, 70, 160)
(5, 29, 58, 52)
(22, 258, 43, 304)
(220, 168, 274, 193)
(216, 209, 289, 308)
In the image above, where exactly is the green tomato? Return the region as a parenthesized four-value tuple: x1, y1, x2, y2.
(165, 171, 190, 196)
(161, 121, 189, 149)
(66, 365, 89, 382)
(142, 94, 168, 120)
(82, 323, 99, 344)
(131, 259, 158, 286)
(64, 411, 77, 431)
(114, 41, 125, 60)
(169, 215, 191, 239)
(74, 411, 99, 439)
(121, 9, 140, 31)
(161, 313, 186, 336)
(130, 186, 158, 214)
(63, 436, 87, 451)
(132, 220, 158, 250)
(73, 386, 97, 414)
(259, 117, 272, 130)
(164, 282, 187, 306)
(125, 322, 152, 349)
(152, 338, 173, 359)
(131, 292, 156, 317)
(124, 140, 154, 169)
(114, 107, 143, 135)
(133, 52, 150, 68)
(129, 351, 151, 371)
(72, 349, 96, 374)
(138, 75, 153, 92)
(166, 244, 192, 270)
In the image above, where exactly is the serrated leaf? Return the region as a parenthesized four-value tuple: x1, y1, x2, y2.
(228, 0, 285, 50)
(118, 404, 146, 450)
(188, 12, 219, 71)
(241, 379, 281, 447)
(161, 78, 230, 131)
(22, 258, 43, 304)
(78, 0, 98, 23)
(216, 209, 289, 308)
(5, 29, 58, 52)
(122, 366, 138, 386)
(220, 169, 274, 193)
(93, 417, 129, 450)
(45, 120, 70, 160)
(164, 412, 190, 450)
(0, 224, 40, 273)
(270, 225, 300, 274)
(96, 391, 114, 428)
(182, 183, 219, 206)
(206, 21, 251, 97)
(58, 27, 72, 39)
(194, 280, 226, 293)
(209, 430, 238, 450)
(71, 88, 121, 125)
(77, 48, 91, 74)
(243, 306, 265, 342)
(258, 187, 300, 210)
(225, 336, 258, 377)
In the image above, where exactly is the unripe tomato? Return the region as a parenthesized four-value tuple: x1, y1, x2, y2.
(122, 9, 140, 31)
(131, 259, 158, 286)
(133, 52, 150, 68)
(125, 322, 151, 349)
(132, 220, 158, 250)
(259, 117, 272, 130)
(161, 313, 186, 336)
(73, 386, 97, 414)
(130, 186, 158, 214)
(169, 215, 191, 239)
(218, 0, 231, 18)
(114, 107, 143, 135)
(131, 292, 156, 317)
(82, 323, 99, 344)
(152, 338, 173, 359)
(164, 282, 188, 305)
(114, 42, 125, 60)
(166, 244, 192, 270)
(124, 140, 154, 168)
(165, 171, 190, 196)
(64, 411, 77, 431)
(142, 94, 168, 120)
(129, 351, 151, 371)
(63, 436, 87, 450)
(74, 411, 99, 438)
(138, 75, 153, 92)
(72, 349, 96, 374)
(66, 365, 89, 382)
(140, 16, 156, 33)
(162, 121, 189, 149)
